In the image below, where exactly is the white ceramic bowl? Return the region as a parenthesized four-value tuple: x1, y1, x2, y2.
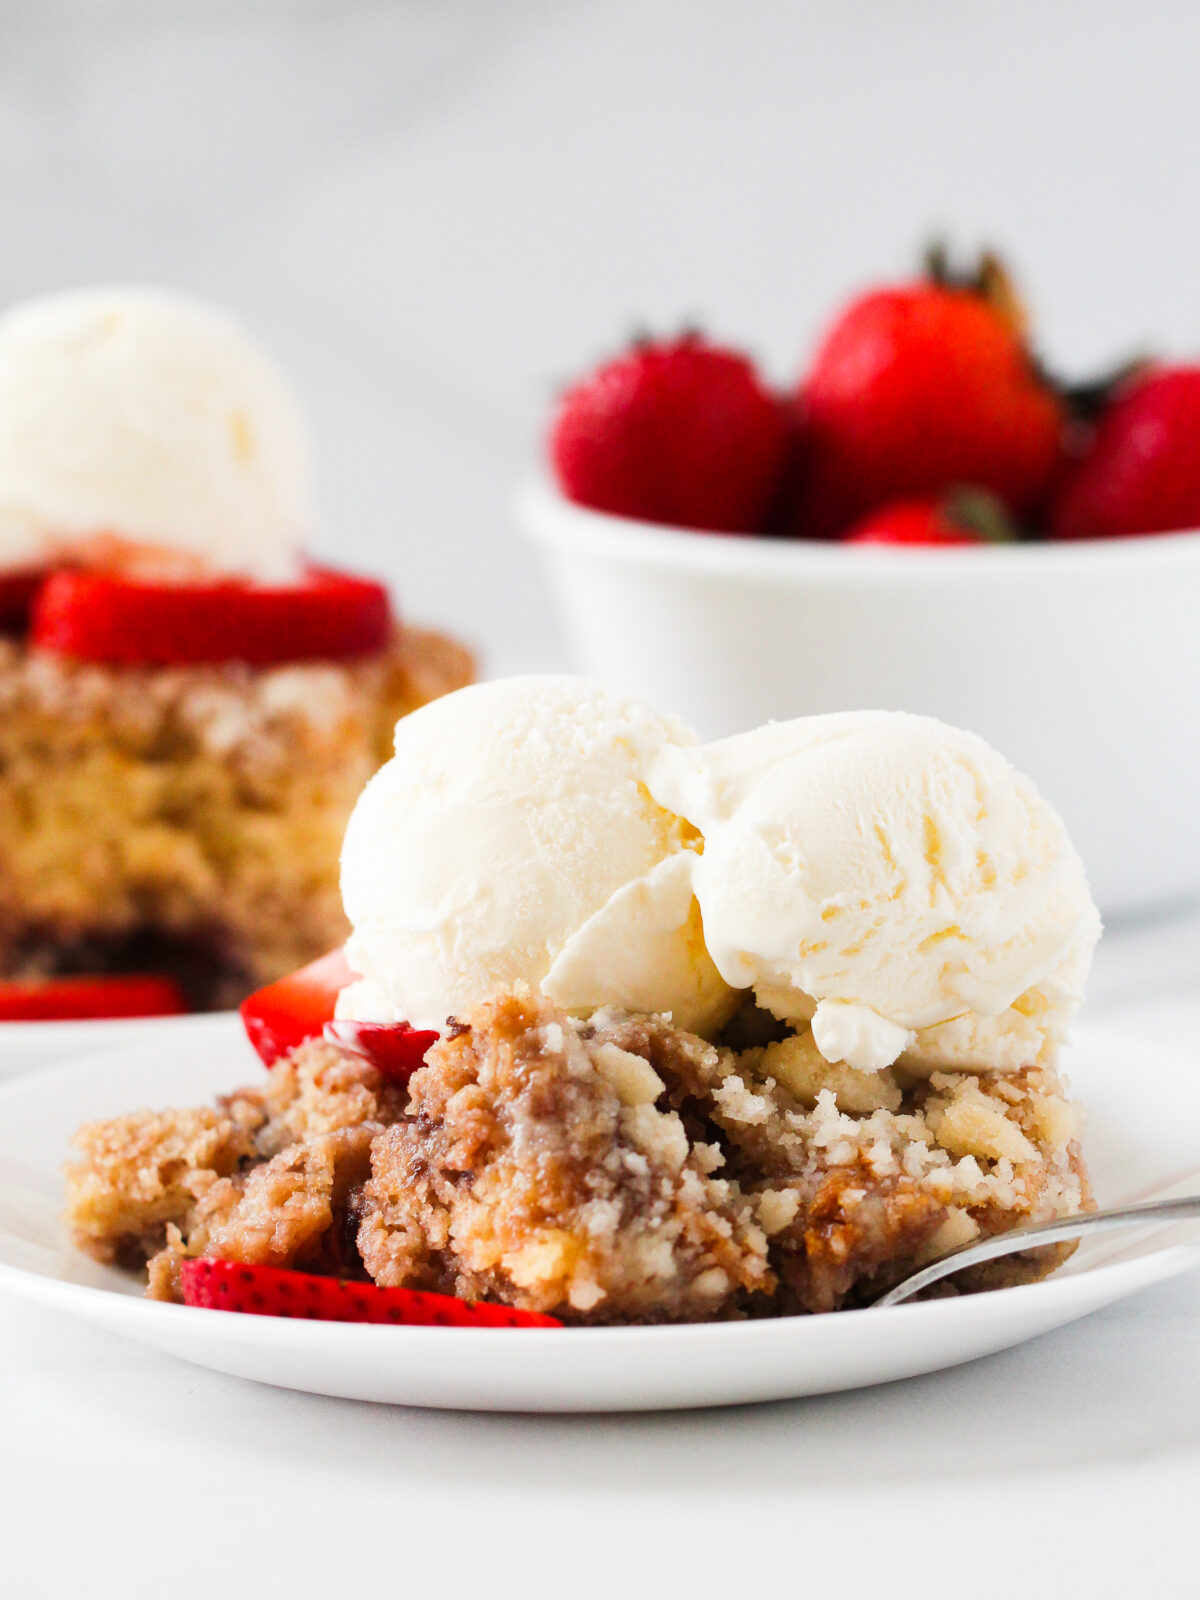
(517, 478, 1200, 916)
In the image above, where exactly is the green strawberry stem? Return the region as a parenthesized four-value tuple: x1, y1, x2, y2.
(943, 487, 1021, 543)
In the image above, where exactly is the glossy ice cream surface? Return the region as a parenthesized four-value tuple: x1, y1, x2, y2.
(339, 681, 1100, 1073)
(337, 676, 738, 1034)
(648, 710, 1101, 1072)
(0, 287, 313, 580)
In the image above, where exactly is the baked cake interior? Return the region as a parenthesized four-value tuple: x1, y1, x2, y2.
(0, 625, 472, 1007)
(65, 989, 1090, 1320)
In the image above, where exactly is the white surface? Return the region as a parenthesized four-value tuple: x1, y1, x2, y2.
(4, 1017, 1196, 1412)
(0, 1010, 238, 1080)
(520, 480, 1200, 915)
(2, 1, 1200, 1591)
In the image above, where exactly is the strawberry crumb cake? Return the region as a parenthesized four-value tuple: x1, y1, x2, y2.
(65, 677, 1101, 1326)
(0, 289, 471, 1016)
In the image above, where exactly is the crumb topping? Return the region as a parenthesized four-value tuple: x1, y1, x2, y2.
(0, 623, 473, 999)
(64, 991, 1091, 1319)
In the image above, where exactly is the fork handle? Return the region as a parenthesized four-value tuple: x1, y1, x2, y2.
(874, 1194, 1200, 1308)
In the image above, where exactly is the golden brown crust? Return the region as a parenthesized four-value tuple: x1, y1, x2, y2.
(222, 1037, 410, 1159)
(383, 625, 476, 746)
(65, 1106, 258, 1269)
(146, 1124, 379, 1301)
(63, 1037, 409, 1298)
(356, 991, 773, 1322)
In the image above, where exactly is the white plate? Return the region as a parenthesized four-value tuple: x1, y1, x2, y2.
(0, 1010, 239, 1081)
(0, 1017, 1197, 1412)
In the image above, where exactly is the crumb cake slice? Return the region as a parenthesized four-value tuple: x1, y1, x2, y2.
(0, 285, 476, 1012)
(0, 623, 472, 1006)
(65, 992, 1091, 1321)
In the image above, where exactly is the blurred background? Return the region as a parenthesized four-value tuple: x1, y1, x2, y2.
(2, 0, 1196, 676)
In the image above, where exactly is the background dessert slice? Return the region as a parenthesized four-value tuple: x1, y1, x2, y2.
(0, 288, 472, 1010)
(0, 625, 470, 1005)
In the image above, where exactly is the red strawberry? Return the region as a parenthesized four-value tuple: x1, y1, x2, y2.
(550, 332, 792, 533)
(0, 568, 45, 632)
(30, 565, 391, 666)
(180, 1260, 562, 1328)
(323, 1019, 440, 1084)
(843, 490, 1018, 547)
(240, 948, 355, 1067)
(0, 973, 187, 1021)
(1049, 365, 1200, 539)
(794, 254, 1065, 538)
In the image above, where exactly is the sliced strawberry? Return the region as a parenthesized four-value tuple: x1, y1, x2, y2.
(0, 973, 187, 1021)
(0, 568, 45, 632)
(240, 948, 354, 1067)
(180, 1260, 562, 1328)
(323, 1019, 440, 1084)
(30, 565, 392, 666)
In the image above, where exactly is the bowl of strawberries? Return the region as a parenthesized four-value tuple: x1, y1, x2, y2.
(518, 251, 1200, 916)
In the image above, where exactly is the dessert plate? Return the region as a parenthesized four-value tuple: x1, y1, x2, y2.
(0, 1018, 1197, 1412)
(0, 1011, 238, 1082)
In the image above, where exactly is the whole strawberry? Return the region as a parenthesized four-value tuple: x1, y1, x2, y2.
(1049, 365, 1200, 538)
(844, 490, 1017, 547)
(793, 253, 1066, 538)
(549, 333, 791, 534)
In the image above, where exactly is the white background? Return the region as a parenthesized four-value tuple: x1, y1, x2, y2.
(2, 4, 1200, 1594)
(6, 0, 1200, 678)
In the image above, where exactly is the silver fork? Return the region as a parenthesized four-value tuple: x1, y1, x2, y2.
(874, 1194, 1200, 1308)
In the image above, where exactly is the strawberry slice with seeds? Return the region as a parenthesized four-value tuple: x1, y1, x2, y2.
(30, 565, 391, 666)
(0, 973, 187, 1021)
(180, 1260, 562, 1328)
(323, 1019, 440, 1083)
(240, 948, 355, 1067)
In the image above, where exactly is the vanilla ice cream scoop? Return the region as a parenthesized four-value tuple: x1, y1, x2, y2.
(648, 711, 1101, 1073)
(337, 676, 739, 1034)
(0, 287, 313, 580)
